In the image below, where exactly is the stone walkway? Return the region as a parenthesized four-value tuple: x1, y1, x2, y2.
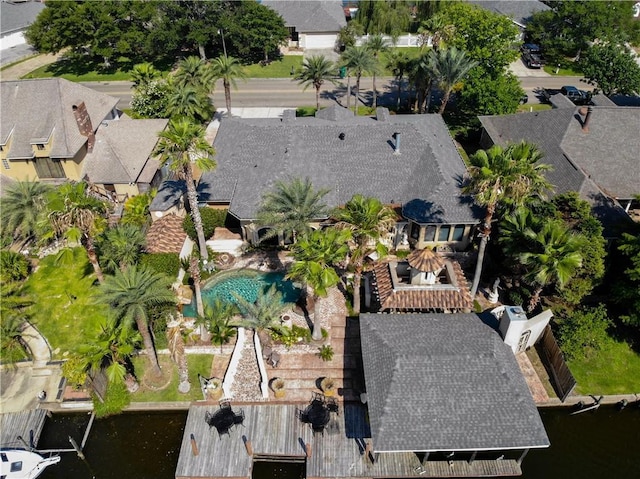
(228, 329, 263, 402)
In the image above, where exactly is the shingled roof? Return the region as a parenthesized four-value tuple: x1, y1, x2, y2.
(1, 0, 45, 35)
(372, 260, 473, 312)
(0, 79, 118, 160)
(262, 0, 346, 33)
(359, 313, 550, 453)
(468, 0, 550, 27)
(198, 107, 479, 225)
(145, 214, 187, 254)
(83, 117, 168, 185)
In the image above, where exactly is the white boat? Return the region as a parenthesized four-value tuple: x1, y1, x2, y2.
(0, 449, 61, 479)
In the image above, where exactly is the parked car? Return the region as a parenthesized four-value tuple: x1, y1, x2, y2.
(521, 43, 543, 69)
(560, 85, 591, 105)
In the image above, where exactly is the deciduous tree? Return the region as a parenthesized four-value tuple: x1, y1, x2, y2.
(579, 43, 640, 96)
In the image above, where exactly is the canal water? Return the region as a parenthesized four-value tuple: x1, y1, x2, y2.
(37, 406, 640, 479)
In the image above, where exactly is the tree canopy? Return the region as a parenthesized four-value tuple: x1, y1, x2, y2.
(579, 43, 640, 96)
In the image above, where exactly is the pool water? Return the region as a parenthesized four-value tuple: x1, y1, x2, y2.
(183, 270, 301, 317)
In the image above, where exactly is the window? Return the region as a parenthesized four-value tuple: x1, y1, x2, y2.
(410, 222, 420, 240)
(36, 144, 45, 150)
(2, 159, 9, 170)
(438, 225, 451, 242)
(452, 225, 465, 241)
(34, 157, 65, 179)
(0, 145, 4, 151)
(423, 225, 436, 242)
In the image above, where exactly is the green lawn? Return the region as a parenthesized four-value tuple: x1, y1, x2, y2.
(25, 248, 106, 359)
(131, 354, 214, 402)
(568, 337, 640, 395)
(22, 61, 134, 82)
(243, 55, 304, 78)
(543, 64, 583, 76)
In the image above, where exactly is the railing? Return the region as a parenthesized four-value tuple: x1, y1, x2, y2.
(355, 33, 431, 48)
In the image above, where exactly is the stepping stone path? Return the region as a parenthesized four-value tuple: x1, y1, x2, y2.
(228, 329, 263, 402)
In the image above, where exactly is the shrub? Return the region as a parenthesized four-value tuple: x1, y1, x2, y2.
(139, 253, 181, 279)
(271, 324, 311, 348)
(93, 381, 131, 418)
(182, 208, 227, 242)
(0, 250, 30, 282)
(318, 344, 334, 362)
(558, 305, 611, 360)
(296, 106, 317, 117)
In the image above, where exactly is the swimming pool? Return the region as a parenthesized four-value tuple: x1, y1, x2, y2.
(182, 269, 301, 317)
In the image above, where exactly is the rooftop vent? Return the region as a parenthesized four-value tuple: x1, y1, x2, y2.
(339, 132, 345, 140)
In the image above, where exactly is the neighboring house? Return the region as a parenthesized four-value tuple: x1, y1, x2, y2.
(153, 106, 480, 250)
(262, 0, 346, 50)
(83, 117, 168, 201)
(468, 0, 550, 39)
(0, 78, 168, 201)
(478, 105, 638, 236)
(359, 313, 549, 469)
(1, 78, 119, 183)
(0, 0, 44, 52)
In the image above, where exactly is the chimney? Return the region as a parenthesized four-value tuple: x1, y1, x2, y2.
(72, 101, 95, 152)
(393, 132, 401, 155)
(582, 106, 593, 133)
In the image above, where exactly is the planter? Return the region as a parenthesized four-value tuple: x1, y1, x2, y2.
(206, 379, 223, 400)
(320, 377, 336, 397)
(272, 378, 286, 398)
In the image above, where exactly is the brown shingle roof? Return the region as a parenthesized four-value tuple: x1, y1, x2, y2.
(145, 214, 187, 254)
(372, 260, 473, 312)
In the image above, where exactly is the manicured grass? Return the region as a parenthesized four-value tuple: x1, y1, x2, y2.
(22, 62, 134, 82)
(243, 55, 304, 78)
(569, 337, 640, 395)
(543, 64, 582, 76)
(0, 54, 39, 72)
(131, 353, 214, 402)
(25, 248, 106, 359)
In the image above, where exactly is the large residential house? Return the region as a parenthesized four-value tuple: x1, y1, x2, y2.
(468, 0, 550, 39)
(0, 78, 167, 201)
(0, 0, 45, 56)
(262, 0, 346, 51)
(479, 103, 638, 236)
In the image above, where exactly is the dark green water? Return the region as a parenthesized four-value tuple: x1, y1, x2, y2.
(36, 406, 640, 479)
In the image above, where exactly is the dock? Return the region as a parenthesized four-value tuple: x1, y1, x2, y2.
(176, 403, 522, 478)
(0, 409, 48, 449)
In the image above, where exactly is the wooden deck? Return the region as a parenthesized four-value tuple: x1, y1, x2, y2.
(175, 403, 522, 479)
(0, 409, 48, 449)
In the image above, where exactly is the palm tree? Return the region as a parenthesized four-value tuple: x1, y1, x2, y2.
(154, 118, 216, 261)
(430, 47, 478, 114)
(166, 314, 190, 393)
(99, 266, 176, 376)
(520, 221, 585, 312)
(418, 14, 455, 52)
(98, 224, 145, 273)
(386, 49, 411, 110)
(463, 142, 553, 299)
(188, 254, 204, 319)
(47, 182, 108, 283)
(210, 55, 247, 116)
(78, 317, 142, 388)
(341, 45, 379, 115)
(364, 34, 389, 109)
(0, 281, 33, 362)
(0, 180, 51, 245)
(287, 228, 351, 340)
(333, 195, 396, 314)
(294, 55, 338, 111)
(173, 56, 215, 94)
(411, 50, 437, 113)
(233, 285, 289, 336)
(200, 299, 237, 352)
(166, 83, 215, 124)
(131, 62, 161, 89)
(256, 177, 330, 244)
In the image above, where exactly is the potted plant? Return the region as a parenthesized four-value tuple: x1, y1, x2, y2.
(272, 378, 286, 398)
(320, 377, 336, 397)
(206, 378, 223, 400)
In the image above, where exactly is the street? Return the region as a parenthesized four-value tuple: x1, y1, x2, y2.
(82, 75, 592, 111)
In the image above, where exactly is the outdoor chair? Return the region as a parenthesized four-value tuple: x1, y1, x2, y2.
(326, 397, 339, 415)
(233, 409, 245, 427)
(296, 408, 309, 423)
(219, 399, 231, 409)
(216, 425, 231, 439)
(312, 424, 324, 436)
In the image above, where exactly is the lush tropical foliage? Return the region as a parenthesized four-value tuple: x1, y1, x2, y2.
(294, 55, 338, 110)
(211, 55, 247, 116)
(0, 181, 51, 245)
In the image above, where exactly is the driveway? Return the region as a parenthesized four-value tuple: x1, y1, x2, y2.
(509, 58, 551, 78)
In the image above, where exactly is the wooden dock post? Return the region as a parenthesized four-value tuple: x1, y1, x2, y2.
(190, 434, 199, 456)
(305, 443, 312, 458)
(68, 436, 85, 460)
(244, 437, 253, 457)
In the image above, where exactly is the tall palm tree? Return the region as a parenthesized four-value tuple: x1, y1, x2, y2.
(233, 285, 289, 336)
(154, 118, 216, 261)
(0, 180, 51, 245)
(173, 56, 215, 94)
(47, 182, 108, 283)
(520, 221, 585, 312)
(78, 316, 142, 388)
(430, 46, 478, 114)
(256, 177, 330, 244)
(386, 49, 411, 110)
(99, 266, 176, 376)
(166, 314, 190, 393)
(341, 45, 379, 115)
(98, 224, 145, 274)
(411, 50, 437, 113)
(364, 34, 389, 109)
(200, 299, 237, 352)
(418, 14, 455, 52)
(210, 55, 247, 116)
(463, 142, 553, 299)
(294, 55, 338, 111)
(188, 254, 204, 319)
(131, 62, 161, 89)
(166, 83, 215, 124)
(287, 228, 351, 340)
(333, 195, 396, 314)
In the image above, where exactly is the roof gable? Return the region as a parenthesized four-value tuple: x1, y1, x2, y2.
(360, 313, 549, 452)
(262, 0, 346, 32)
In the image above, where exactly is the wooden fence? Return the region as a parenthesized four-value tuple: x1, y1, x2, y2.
(539, 325, 576, 402)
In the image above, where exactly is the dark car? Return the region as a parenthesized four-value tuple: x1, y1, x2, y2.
(521, 43, 543, 68)
(560, 85, 591, 105)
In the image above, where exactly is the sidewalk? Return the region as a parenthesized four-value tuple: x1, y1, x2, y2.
(0, 53, 61, 81)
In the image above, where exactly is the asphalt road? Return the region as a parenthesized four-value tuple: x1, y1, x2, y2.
(81, 76, 592, 111)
